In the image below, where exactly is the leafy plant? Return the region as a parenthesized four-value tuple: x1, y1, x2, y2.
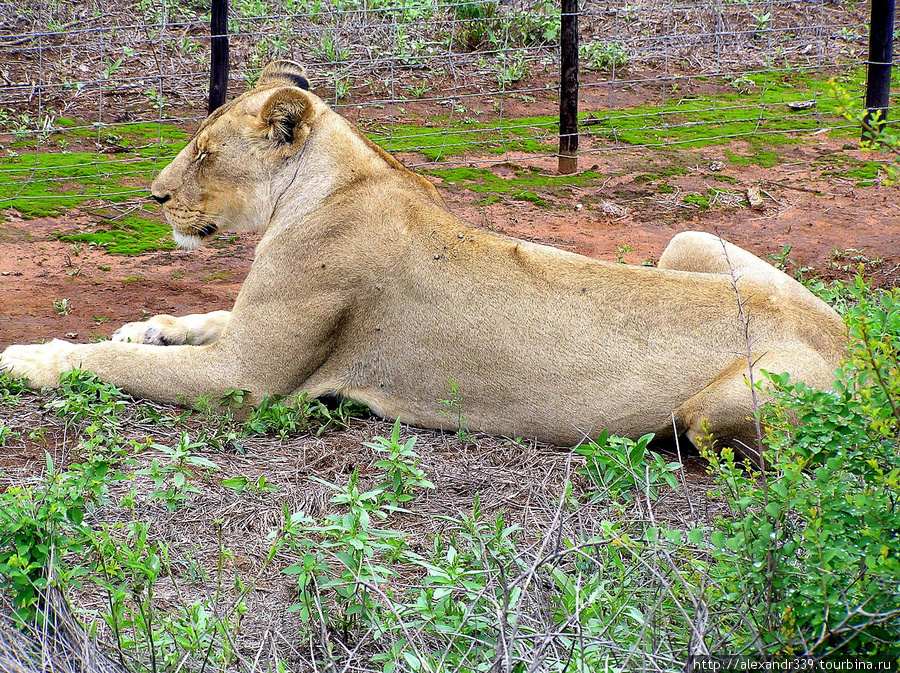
(53, 298, 72, 315)
(244, 391, 365, 438)
(575, 430, 681, 502)
(510, 0, 560, 46)
(44, 369, 128, 426)
(580, 41, 628, 71)
(495, 51, 527, 88)
(438, 378, 470, 441)
(364, 419, 435, 509)
(0, 371, 29, 406)
(221, 474, 279, 495)
(376, 496, 526, 671)
(833, 81, 900, 185)
(136, 433, 219, 511)
(450, 0, 501, 50)
(0, 452, 125, 614)
(283, 470, 401, 632)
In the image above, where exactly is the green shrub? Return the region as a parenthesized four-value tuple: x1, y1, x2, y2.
(0, 371, 29, 406)
(44, 369, 127, 426)
(0, 453, 125, 615)
(580, 41, 628, 71)
(703, 277, 900, 656)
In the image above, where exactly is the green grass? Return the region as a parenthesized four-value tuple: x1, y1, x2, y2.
(56, 216, 175, 256)
(0, 119, 186, 254)
(683, 193, 710, 209)
(0, 120, 187, 218)
(0, 74, 860, 240)
(372, 115, 558, 161)
(372, 71, 854, 164)
(427, 165, 605, 203)
(581, 70, 858, 150)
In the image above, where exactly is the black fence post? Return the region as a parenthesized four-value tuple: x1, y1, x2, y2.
(209, 0, 229, 114)
(863, 0, 895, 141)
(558, 0, 579, 174)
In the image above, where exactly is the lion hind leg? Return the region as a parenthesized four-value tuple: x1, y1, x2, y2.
(111, 310, 231, 346)
(675, 356, 763, 465)
(676, 348, 832, 467)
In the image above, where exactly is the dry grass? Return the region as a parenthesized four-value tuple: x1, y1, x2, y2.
(0, 389, 729, 671)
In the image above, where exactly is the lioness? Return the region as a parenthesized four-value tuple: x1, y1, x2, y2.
(0, 60, 846, 459)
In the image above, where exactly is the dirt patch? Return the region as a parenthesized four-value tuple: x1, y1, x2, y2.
(0, 214, 255, 347)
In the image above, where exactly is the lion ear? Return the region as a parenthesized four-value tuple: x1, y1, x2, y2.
(257, 60, 310, 91)
(260, 88, 314, 145)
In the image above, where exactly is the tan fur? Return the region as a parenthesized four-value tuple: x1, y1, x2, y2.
(0, 61, 847, 460)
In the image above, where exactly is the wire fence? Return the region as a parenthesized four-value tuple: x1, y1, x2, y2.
(0, 0, 889, 212)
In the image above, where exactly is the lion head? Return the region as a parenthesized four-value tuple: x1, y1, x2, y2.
(150, 60, 324, 249)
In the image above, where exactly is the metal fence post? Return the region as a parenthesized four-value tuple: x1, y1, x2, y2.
(863, 0, 895, 141)
(209, 0, 230, 114)
(558, 0, 579, 174)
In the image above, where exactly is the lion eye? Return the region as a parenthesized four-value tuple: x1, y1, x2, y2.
(196, 151, 209, 163)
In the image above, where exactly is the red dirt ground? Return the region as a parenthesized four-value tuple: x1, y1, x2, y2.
(1, 134, 898, 350)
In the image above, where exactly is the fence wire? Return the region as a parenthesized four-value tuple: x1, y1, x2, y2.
(0, 0, 886, 211)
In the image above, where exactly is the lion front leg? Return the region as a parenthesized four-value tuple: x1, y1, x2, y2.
(111, 311, 231, 346)
(0, 337, 269, 405)
(0, 339, 81, 388)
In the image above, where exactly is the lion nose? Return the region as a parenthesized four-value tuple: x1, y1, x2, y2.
(150, 192, 171, 204)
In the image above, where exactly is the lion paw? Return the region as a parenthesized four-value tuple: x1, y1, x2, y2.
(111, 311, 229, 346)
(0, 339, 78, 388)
(112, 315, 186, 346)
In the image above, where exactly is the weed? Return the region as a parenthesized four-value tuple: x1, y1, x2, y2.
(364, 419, 435, 509)
(136, 433, 220, 511)
(750, 11, 772, 34)
(222, 475, 279, 495)
(53, 298, 72, 315)
(283, 469, 401, 631)
(575, 430, 681, 503)
(0, 371, 29, 406)
(319, 33, 351, 64)
(143, 87, 169, 112)
(580, 41, 628, 71)
(0, 451, 126, 614)
(407, 79, 429, 99)
(765, 243, 811, 279)
(512, 0, 560, 46)
(495, 51, 527, 88)
(244, 392, 366, 438)
(44, 369, 127, 426)
(439, 378, 470, 441)
(450, 0, 501, 50)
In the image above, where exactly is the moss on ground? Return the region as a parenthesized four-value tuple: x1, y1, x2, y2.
(0, 73, 865, 238)
(0, 119, 186, 218)
(427, 165, 605, 204)
(372, 115, 557, 160)
(56, 216, 175, 256)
